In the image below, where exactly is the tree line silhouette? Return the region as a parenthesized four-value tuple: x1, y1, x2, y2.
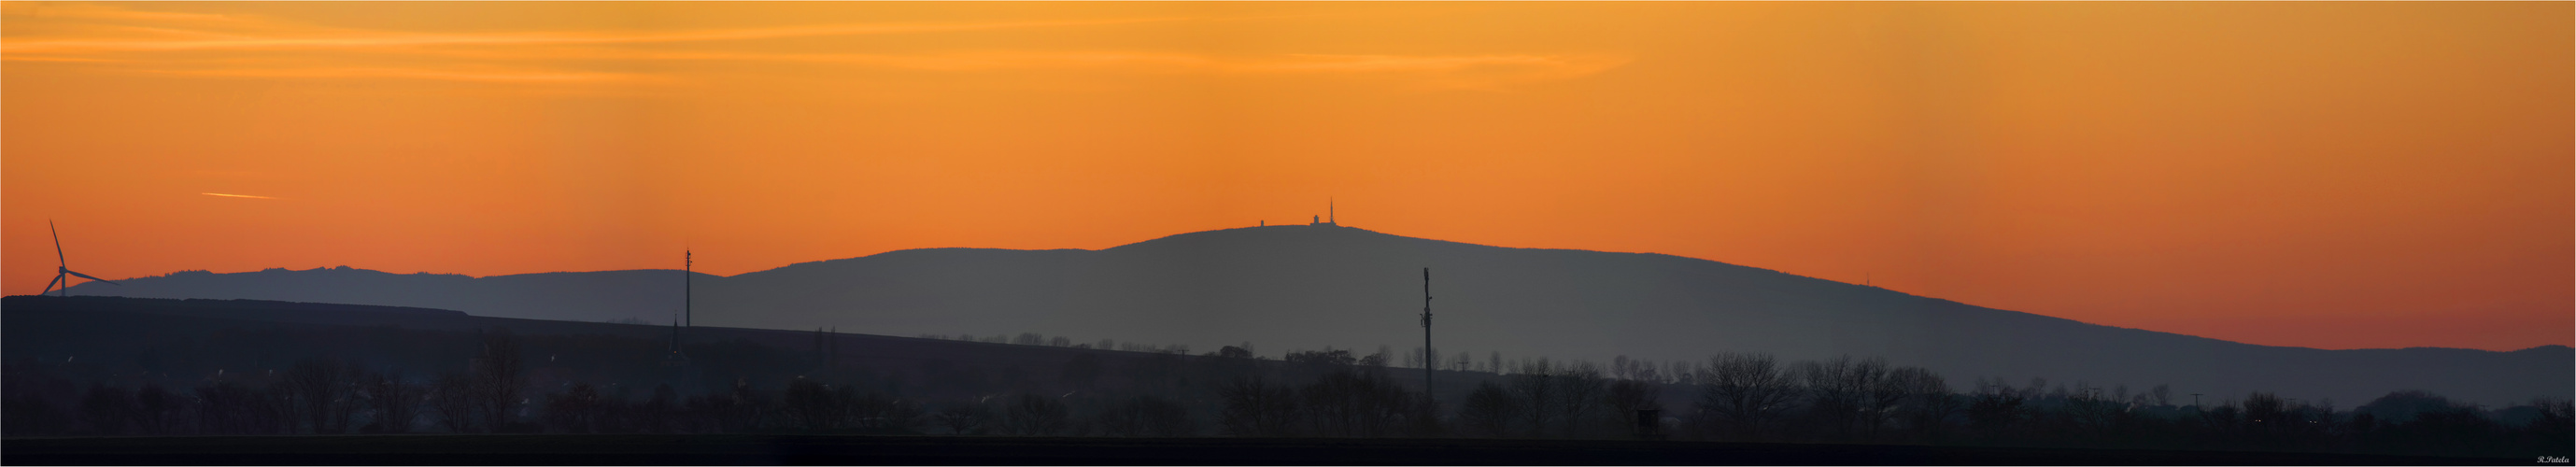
(5, 323, 2567, 460)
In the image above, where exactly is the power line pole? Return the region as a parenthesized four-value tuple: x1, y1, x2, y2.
(1422, 267, 1434, 407)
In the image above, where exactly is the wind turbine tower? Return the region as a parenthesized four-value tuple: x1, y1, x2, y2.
(40, 220, 120, 297)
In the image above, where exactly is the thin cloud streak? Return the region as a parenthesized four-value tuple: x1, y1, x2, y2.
(200, 192, 279, 200)
(416, 49, 1632, 87)
(10, 4, 251, 25)
(26, 47, 1626, 87)
(4, 17, 1194, 54)
(149, 66, 644, 83)
(7, 4, 1627, 89)
(600, 50, 1624, 73)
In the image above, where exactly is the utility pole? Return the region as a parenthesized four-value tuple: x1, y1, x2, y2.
(1422, 267, 1434, 407)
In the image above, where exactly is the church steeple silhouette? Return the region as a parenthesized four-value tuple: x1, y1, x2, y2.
(663, 314, 687, 366)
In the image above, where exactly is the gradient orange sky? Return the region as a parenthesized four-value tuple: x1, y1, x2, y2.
(5, 2, 2568, 351)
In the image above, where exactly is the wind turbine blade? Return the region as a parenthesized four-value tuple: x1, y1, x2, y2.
(50, 220, 65, 267)
(40, 274, 63, 295)
(64, 270, 119, 285)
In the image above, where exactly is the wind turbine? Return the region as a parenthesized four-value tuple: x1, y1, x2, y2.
(39, 220, 119, 297)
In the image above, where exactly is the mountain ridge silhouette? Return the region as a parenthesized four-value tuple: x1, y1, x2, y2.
(59, 224, 2571, 405)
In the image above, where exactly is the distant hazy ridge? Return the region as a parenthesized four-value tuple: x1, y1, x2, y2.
(63, 225, 2571, 405)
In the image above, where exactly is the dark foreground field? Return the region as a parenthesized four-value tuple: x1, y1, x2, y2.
(2, 435, 2526, 466)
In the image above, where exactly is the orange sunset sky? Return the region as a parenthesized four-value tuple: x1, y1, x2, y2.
(4, 2, 2568, 351)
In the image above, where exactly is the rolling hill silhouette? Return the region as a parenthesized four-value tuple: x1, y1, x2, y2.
(63, 224, 2571, 405)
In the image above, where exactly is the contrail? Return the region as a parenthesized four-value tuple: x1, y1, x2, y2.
(200, 192, 278, 200)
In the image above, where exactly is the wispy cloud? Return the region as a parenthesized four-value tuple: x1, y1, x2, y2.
(8, 3, 257, 26)
(7, 3, 1628, 89)
(201, 192, 279, 200)
(419, 49, 1630, 87)
(148, 66, 647, 83)
(4, 17, 1194, 54)
(634, 50, 1624, 75)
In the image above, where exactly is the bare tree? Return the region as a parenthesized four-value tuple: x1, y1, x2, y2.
(545, 382, 606, 433)
(722, 378, 772, 432)
(1555, 361, 1607, 437)
(2244, 391, 2288, 438)
(78, 383, 134, 435)
(684, 382, 769, 434)
(470, 328, 528, 432)
(190, 381, 245, 434)
(1696, 352, 1799, 441)
(1852, 358, 1901, 439)
(1458, 380, 1522, 437)
(1298, 368, 1414, 437)
(1966, 381, 2026, 440)
(636, 384, 678, 434)
(284, 358, 361, 433)
(1001, 393, 1069, 435)
(1796, 355, 1886, 440)
(1508, 359, 1557, 437)
(782, 377, 839, 431)
(1607, 378, 1664, 436)
(846, 388, 922, 432)
(361, 371, 423, 433)
(2529, 397, 2572, 447)
(936, 400, 994, 434)
(1097, 394, 1196, 437)
(1889, 366, 1955, 439)
(133, 383, 182, 435)
(1218, 375, 1299, 436)
(429, 372, 478, 432)
(261, 382, 301, 435)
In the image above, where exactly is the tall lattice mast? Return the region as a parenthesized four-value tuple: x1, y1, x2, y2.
(686, 250, 692, 328)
